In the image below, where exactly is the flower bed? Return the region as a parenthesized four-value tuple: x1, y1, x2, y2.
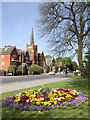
(2, 88, 88, 111)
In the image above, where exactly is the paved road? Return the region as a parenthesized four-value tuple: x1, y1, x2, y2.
(1, 73, 73, 84)
(0, 73, 73, 93)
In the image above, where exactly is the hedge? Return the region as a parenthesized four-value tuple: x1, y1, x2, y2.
(29, 64, 44, 75)
(8, 65, 16, 73)
(16, 70, 22, 75)
(17, 66, 26, 75)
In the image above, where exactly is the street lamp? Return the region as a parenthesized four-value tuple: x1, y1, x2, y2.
(22, 54, 23, 76)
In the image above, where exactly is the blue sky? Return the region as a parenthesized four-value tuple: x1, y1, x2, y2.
(2, 2, 48, 55)
(2, 2, 79, 63)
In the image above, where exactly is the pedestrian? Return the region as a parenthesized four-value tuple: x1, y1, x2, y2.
(64, 67, 68, 77)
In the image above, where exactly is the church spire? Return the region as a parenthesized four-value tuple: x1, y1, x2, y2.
(30, 28, 34, 45)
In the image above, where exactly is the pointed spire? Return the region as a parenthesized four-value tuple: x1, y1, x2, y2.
(30, 28, 34, 45)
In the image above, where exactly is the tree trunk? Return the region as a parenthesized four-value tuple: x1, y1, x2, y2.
(78, 36, 86, 76)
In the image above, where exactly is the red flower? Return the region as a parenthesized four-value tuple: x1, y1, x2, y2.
(72, 95, 77, 97)
(57, 88, 62, 91)
(57, 95, 60, 97)
(28, 100, 31, 103)
(61, 100, 63, 103)
(65, 90, 69, 92)
(57, 103, 60, 105)
(22, 98, 25, 102)
(66, 99, 69, 102)
(37, 95, 45, 98)
(13, 96, 16, 100)
(62, 94, 66, 97)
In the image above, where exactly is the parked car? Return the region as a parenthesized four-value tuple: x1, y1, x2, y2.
(73, 70, 81, 76)
(48, 71, 55, 75)
(7, 73, 13, 76)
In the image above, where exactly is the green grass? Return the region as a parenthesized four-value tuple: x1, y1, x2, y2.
(66, 75, 89, 80)
(1, 80, 89, 119)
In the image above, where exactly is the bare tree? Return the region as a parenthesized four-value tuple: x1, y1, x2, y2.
(37, 1, 90, 76)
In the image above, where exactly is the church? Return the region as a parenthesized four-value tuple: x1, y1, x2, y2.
(0, 28, 47, 73)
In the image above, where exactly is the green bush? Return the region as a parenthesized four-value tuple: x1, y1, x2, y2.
(8, 65, 16, 73)
(60, 67, 63, 72)
(16, 70, 22, 75)
(29, 64, 44, 75)
(17, 66, 26, 75)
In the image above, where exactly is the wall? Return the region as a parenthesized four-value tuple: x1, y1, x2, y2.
(0, 54, 10, 72)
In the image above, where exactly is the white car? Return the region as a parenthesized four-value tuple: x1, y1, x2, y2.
(48, 71, 55, 75)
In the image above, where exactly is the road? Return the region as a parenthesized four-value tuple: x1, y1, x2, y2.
(0, 73, 73, 93)
(1, 73, 73, 84)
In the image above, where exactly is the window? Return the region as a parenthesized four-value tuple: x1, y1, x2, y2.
(22, 54, 23, 62)
(29, 50, 31, 56)
(2, 62, 4, 65)
(12, 54, 17, 58)
(25, 57, 28, 60)
(2, 55, 4, 58)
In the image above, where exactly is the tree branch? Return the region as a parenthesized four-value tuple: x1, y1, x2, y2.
(61, 2, 71, 11)
(83, 27, 90, 37)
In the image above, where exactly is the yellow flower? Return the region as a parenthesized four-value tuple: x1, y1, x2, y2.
(69, 91, 75, 94)
(32, 98, 35, 102)
(44, 102, 49, 105)
(34, 98, 38, 101)
(32, 95, 36, 98)
(39, 98, 44, 101)
(48, 93, 55, 98)
(16, 96, 21, 99)
(66, 94, 72, 98)
(14, 99, 20, 103)
(25, 93, 30, 96)
(48, 102, 52, 106)
(50, 98, 54, 103)
(35, 92, 38, 94)
(60, 97, 65, 99)
(36, 102, 40, 105)
(54, 100, 57, 105)
(37, 98, 41, 102)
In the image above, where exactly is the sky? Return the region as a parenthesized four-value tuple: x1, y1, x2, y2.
(2, 2, 49, 55)
(1, 2, 79, 63)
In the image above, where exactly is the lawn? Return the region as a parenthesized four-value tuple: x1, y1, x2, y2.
(1, 79, 89, 120)
(66, 75, 89, 80)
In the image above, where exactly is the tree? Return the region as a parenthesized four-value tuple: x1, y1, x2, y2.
(72, 61, 78, 71)
(56, 57, 62, 67)
(38, 2, 90, 75)
(29, 64, 43, 75)
(61, 57, 72, 68)
(8, 65, 16, 75)
(45, 55, 52, 58)
(17, 66, 26, 75)
(85, 50, 90, 74)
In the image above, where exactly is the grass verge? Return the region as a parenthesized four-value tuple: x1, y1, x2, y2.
(66, 75, 89, 80)
(1, 80, 89, 119)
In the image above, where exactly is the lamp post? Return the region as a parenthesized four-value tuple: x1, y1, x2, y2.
(13, 67, 15, 76)
(22, 54, 23, 76)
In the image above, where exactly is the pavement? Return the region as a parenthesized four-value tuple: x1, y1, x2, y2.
(1, 77, 68, 93)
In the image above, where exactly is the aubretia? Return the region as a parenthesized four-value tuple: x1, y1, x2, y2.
(2, 88, 88, 111)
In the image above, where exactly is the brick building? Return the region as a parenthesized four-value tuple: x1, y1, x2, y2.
(0, 28, 47, 73)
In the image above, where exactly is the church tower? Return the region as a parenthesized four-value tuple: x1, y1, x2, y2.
(26, 28, 37, 64)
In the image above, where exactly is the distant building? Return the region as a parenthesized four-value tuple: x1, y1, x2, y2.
(0, 28, 47, 73)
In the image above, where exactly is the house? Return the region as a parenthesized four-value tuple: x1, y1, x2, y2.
(0, 46, 19, 72)
(0, 28, 47, 73)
